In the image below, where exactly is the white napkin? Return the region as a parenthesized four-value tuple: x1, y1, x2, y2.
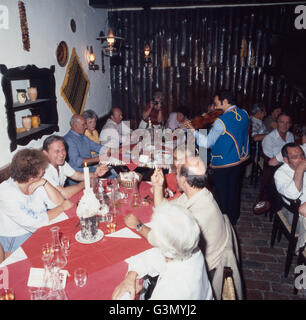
(105, 227, 141, 239)
(27, 267, 68, 289)
(0, 247, 27, 267)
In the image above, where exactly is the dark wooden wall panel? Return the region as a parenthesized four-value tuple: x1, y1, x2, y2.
(109, 5, 306, 126)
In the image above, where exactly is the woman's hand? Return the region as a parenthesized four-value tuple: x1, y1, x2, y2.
(112, 271, 138, 300)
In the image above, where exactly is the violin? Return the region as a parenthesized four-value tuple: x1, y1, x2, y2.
(191, 109, 224, 129)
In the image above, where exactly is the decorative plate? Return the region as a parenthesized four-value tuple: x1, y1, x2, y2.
(75, 229, 104, 244)
(56, 41, 69, 67)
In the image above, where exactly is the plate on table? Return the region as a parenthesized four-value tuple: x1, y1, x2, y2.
(75, 229, 104, 244)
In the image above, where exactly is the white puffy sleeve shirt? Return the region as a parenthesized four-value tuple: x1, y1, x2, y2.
(0, 178, 54, 236)
(274, 163, 306, 204)
(43, 162, 76, 187)
(126, 247, 213, 300)
(262, 129, 295, 159)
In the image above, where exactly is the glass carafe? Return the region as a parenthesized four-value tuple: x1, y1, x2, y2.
(50, 226, 67, 270)
(41, 242, 68, 300)
(109, 178, 120, 216)
(96, 179, 105, 205)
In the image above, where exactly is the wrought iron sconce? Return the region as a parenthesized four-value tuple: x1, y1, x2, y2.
(97, 28, 124, 57)
(87, 46, 99, 71)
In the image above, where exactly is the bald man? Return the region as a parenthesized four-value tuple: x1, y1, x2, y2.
(125, 156, 228, 275)
(64, 115, 106, 175)
(99, 107, 131, 149)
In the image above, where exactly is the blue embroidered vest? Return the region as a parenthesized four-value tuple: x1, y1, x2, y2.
(211, 107, 250, 168)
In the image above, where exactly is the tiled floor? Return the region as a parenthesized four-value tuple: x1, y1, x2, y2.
(237, 177, 305, 300)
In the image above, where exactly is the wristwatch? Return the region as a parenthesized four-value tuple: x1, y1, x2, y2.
(136, 222, 143, 232)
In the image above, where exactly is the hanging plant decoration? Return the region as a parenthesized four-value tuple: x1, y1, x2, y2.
(18, 1, 30, 51)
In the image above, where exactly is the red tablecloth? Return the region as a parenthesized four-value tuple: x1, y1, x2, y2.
(6, 181, 154, 300)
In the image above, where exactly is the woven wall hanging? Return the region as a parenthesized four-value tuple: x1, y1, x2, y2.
(60, 48, 90, 115)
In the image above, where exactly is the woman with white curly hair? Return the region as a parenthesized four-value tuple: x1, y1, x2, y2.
(112, 202, 213, 300)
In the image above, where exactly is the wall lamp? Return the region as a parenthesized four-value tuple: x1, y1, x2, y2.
(144, 43, 152, 64)
(87, 45, 99, 71)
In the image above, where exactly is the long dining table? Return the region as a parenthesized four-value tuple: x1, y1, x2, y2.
(0, 181, 154, 300)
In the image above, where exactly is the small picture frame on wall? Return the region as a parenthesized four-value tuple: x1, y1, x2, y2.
(70, 19, 76, 33)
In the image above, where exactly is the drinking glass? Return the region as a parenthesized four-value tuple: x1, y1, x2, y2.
(106, 213, 116, 233)
(74, 268, 87, 288)
(121, 192, 129, 204)
(28, 287, 47, 300)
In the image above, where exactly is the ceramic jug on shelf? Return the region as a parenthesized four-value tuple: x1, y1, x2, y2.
(31, 115, 40, 128)
(28, 87, 38, 101)
(16, 89, 27, 103)
(22, 116, 32, 131)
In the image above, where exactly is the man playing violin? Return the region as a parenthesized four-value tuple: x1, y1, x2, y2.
(185, 90, 250, 225)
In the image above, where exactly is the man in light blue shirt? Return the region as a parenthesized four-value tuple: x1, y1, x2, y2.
(64, 115, 105, 174)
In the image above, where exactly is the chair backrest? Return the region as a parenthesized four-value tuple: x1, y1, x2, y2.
(0, 164, 10, 184)
(281, 197, 301, 239)
(221, 267, 236, 300)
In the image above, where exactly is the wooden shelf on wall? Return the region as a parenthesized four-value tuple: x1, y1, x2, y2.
(0, 64, 59, 152)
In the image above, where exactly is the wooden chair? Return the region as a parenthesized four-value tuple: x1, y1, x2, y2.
(0, 164, 10, 184)
(270, 197, 301, 277)
(221, 267, 236, 300)
(250, 140, 263, 187)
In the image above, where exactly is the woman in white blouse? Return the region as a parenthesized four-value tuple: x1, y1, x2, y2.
(112, 202, 213, 300)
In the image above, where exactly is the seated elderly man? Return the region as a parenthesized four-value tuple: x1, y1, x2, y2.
(99, 107, 131, 150)
(250, 103, 268, 142)
(253, 113, 294, 214)
(113, 202, 213, 300)
(269, 125, 306, 167)
(0, 149, 73, 260)
(125, 156, 243, 299)
(64, 115, 106, 175)
(263, 106, 282, 133)
(274, 142, 306, 250)
(43, 135, 108, 199)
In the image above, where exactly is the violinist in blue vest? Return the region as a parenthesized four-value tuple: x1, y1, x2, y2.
(185, 91, 250, 225)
